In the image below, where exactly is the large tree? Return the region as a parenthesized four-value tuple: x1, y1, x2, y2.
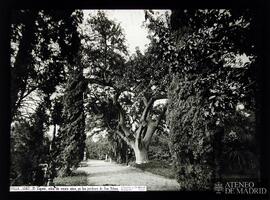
(82, 11, 168, 164)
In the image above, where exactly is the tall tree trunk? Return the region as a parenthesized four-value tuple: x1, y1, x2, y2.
(133, 143, 149, 164)
(134, 121, 157, 164)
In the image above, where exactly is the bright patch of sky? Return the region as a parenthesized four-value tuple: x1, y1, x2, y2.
(82, 9, 170, 55)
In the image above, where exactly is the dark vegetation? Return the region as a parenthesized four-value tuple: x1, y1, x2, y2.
(167, 9, 258, 190)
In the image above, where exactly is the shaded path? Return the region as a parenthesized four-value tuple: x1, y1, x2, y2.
(77, 159, 179, 191)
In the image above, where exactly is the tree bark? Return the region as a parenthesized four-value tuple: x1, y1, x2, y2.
(133, 144, 149, 164)
(143, 122, 157, 148)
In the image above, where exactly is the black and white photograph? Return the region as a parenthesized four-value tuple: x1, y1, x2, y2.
(1, 1, 269, 199)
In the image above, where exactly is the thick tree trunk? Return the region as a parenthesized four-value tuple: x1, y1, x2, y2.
(132, 121, 157, 164)
(116, 117, 159, 164)
(133, 145, 149, 164)
(113, 94, 167, 165)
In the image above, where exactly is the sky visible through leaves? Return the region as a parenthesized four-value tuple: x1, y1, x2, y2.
(82, 9, 170, 54)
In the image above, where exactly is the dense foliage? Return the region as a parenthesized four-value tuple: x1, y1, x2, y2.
(168, 76, 215, 190)
(56, 67, 86, 176)
(10, 9, 84, 181)
(166, 9, 258, 190)
(10, 103, 50, 185)
(10, 10, 83, 120)
(85, 135, 110, 160)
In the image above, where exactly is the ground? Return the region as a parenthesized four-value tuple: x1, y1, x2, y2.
(76, 159, 179, 191)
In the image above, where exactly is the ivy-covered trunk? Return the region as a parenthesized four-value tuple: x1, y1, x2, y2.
(167, 76, 215, 190)
(56, 67, 86, 177)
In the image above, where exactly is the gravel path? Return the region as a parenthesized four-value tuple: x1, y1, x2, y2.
(77, 159, 179, 191)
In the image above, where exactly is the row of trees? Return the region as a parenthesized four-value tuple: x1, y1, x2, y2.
(10, 9, 259, 190)
(10, 10, 86, 185)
